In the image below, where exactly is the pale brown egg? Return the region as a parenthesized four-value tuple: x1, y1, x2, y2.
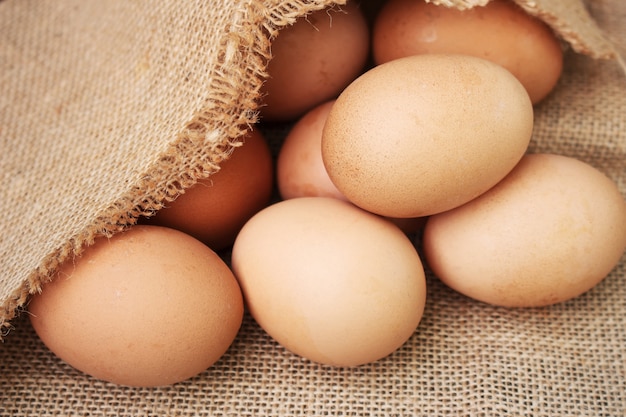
(260, 1, 370, 122)
(423, 153, 626, 308)
(231, 197, 427, 367)
(28, 225, 244, 387)
(322, 54, 534, 219)
(277, 100, 348, 201)
(276, 100, 346, 200)
(372, 0, 564, 104)
(277, 99, 426, 234)
(148, 128, 273, 251)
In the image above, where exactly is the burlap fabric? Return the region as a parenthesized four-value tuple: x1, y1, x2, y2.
(1, 0, 625, 415)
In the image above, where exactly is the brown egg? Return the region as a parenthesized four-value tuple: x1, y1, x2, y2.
(277, 100, 347, 201)
(423, 153, 626, 307)
(372, 0, 564, 104)
(148, 128, 273, 250)
(28, 225, 244, 387)
(277, 99, 426, 234)
(260, 1, 370, 122)
(322, 54, 534, 219)
(231, 197, 427, 367)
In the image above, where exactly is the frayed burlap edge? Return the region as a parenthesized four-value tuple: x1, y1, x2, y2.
(0, 0, 620, 335)
(0, 0, 344, 336)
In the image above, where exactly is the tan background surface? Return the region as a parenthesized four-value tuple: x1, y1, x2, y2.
(1, 0, 625, 415)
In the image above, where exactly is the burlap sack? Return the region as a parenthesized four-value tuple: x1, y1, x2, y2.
(1, 0, 625, 415)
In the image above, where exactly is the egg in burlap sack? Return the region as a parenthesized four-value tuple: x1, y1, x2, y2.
(1, 0, 625, 415)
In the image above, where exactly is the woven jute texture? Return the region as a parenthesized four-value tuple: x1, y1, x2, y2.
(1, 0, 625, 415)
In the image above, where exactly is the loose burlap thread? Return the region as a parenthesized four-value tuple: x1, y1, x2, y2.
(1, 0, 625, 415)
